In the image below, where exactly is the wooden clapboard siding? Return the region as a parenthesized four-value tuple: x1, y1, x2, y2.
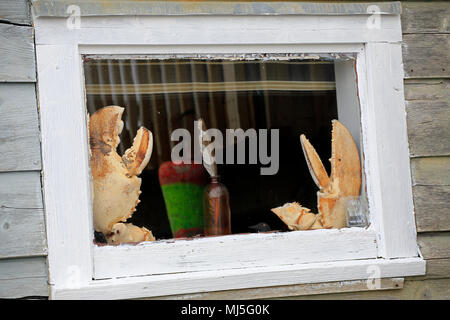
(404, 81, 449, 233)
(0, 172, 47, 258)
(417, 232, 450, 260)
(0, 207, 46, 258)
(404, 79, 449, 102)
(410, 156, 450, 233)
(0, 172, 46, 259)
(413, 186, 450, 232)
(404, 79, 449, 157)
(0, 24, 36, 82)
(0, 83, 42, 172)
(401, 2, 450, 34)
(411, 157, 450, 186)
(403, 2, 450, 292)
(0, 0, 31, 26)
(400, 1, 450, 298)
(407, 258, 450, 281)
(402, 33, 449, 79)
(0, 171, 43, 210)
(401, 3, 450, 293)
(0, 1, 48, 298)
(0, 257, 48, 298)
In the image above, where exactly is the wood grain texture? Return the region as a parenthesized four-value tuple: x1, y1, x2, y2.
(35, 13, 421, 296)
(0, 171, 46, 258)
(0, 24, 36, 82)
(411, 157, 450, 186)
(34, 15, 402, 46)
(401, 2, 450, 34)
(404, 79, 449, 102)
(142, 278, 404, 300)
(0, 256, 48, 298)
(405, 80, 450, 157)
(0, 206, 47, 258)
(0, 0, 48, 297)
(413, 186, 450, 232)
(0, 171, 43, 209)
(362, 42, 418, 258)
(423, 258, 450, 280)
(278, 278, 450, 300)
(151, 264, 450, 299)
(402, 33, 449, 79)
(0, 0, 31, 25)
(94, 228, 378, 279)
(417, 232, 450, 259)
(36, 44, 94, 288)
(407, 258, 450, 281)
(51, 257, 425, 299)
(31, 0, 402, 17)
(0, 83, 42, 171)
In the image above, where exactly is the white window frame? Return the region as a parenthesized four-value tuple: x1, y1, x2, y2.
(33, 2, 425, 299)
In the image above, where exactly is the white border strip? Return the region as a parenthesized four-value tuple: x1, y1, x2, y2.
(53, 257, 425, 300)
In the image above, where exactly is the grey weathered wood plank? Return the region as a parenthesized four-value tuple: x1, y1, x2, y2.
(0, 256, 48, 298)
(417, 232, 450, 259)
(405, 80, 450, 157)
(0, 83, 42, 171)
(402, 33, 449, 79)
(31, 0, 402, 17)
(277, 278, 450, 300)
(401, 2, 450, 34)
(411, 157, 450, 186)
(142, 278, 404, 300)
(413, 186, 450, 233)
(0, 0, 31, 25)
(0, 256, 46, 280)
(407, 258, 450, 281)
(423, 258, 450, 280)
(0, 207, 47, 258)
(406, 100, 450, 157)
(0, 24, 36, 82)
(0, 170, 46, 258)
(0, 171, 43, 209)
(404, 79, 449, 102)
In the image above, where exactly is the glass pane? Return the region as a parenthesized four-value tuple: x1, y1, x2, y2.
(84, 57, 365, 244)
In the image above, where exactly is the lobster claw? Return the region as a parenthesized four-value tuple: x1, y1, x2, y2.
(272, 120, 361, 230)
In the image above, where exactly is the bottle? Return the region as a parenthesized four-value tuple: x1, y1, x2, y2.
(203, 176, 231, 236)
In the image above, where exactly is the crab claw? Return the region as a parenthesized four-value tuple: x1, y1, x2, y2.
(300, 134, 330, 190)
(108, 223, 155, 244)
(271, 120, 361, 230)
(271, 202, 320, 230)
(122, 127, 153, 176)
(329, 120, 361, 199)
(89, 106, 155, 242)
(302, 120, 361, 229)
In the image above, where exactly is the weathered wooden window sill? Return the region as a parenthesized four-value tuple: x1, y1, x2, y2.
(51, 257, 424, 299)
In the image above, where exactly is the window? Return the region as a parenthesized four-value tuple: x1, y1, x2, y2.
(34, 1, 425, 299)
(84, 57, 360, 241)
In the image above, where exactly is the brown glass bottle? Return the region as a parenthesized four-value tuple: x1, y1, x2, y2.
(203, 176, 231, 236)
